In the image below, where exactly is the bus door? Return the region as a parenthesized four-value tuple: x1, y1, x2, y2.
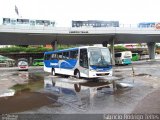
(115, 53, 122, 64)
(79, 48, 89, 77)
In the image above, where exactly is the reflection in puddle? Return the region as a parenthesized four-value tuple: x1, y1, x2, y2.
(116, 83, 133, 89)
(44, 77, 117, 111)
(11, 79, 44, 93)
(0, 70, 134, 114)
(10, 72, 45, 93)
(0, 92, 57, 114)
(0, 72, 57, 114)
(43, 75, 135, 113)
(44, 77, 90, 111)
(0, 89, 15, 97)
(135, 73, 152, 77)
(12, 71, 45, 83)
(18, 72, 29, 80)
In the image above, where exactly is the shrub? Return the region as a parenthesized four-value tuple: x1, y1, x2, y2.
(113, 45, 129, 52)
(0, 46, 52, 53)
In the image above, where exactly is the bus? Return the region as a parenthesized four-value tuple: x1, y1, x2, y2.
(44, 46, 112, 78)
(32, 58, 44, 66)
(132, 53, 139, 61)
(115, 51, 132, 65)
(138, 22, 155, 28)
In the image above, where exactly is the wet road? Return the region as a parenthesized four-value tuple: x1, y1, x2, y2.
(0, 61, 160, 115)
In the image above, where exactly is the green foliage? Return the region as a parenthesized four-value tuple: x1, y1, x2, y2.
(0, 46, 52, 53)
(0, 45, 78, 53)
(0, 47, 24, 53)
(0, 45, 130, 53)
(114, 45, 129, 52)
(58, 44, 77, 50)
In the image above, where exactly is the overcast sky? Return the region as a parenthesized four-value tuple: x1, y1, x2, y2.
(0, 0, 159, 27)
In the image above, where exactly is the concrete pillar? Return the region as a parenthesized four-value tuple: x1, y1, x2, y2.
(51, 40, 58, 50)
(147, 42, 156, 59)
(109, 39, 115, 65)
(29, 57, 32, 66)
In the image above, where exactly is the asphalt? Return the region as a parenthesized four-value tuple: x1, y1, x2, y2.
(0, 60, 160, 116)
(132, 89, 160, 113)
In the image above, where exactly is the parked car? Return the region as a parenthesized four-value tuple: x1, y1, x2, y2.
(18, 58, 28, 71)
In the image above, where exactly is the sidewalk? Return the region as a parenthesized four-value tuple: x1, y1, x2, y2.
(132, 89, 160, 113)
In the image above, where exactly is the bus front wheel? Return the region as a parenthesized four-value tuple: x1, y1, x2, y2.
(52, 69, 56, 76)
(75, 70, 81, 79)
(74, 84, 81, 92)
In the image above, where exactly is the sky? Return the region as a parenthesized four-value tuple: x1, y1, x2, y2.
(0, 0, 160, 27)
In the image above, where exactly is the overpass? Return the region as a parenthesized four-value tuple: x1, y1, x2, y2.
(0, 25, 160, 62)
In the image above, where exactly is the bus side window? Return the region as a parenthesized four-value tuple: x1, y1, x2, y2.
(80, 48, 88, 68)
(63, 52, 69, 59)
(70, 50, 78, 59)
(57, 53, 63, 60)
(115, 53, 121, 57)
(51, 53, 57, 60)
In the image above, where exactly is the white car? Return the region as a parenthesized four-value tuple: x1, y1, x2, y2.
(18, 61, 28, 71)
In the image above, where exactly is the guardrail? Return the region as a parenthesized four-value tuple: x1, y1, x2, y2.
(0, 25, 160, 34)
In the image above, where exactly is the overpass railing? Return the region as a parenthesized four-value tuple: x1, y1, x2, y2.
(0, 24, 160, 34)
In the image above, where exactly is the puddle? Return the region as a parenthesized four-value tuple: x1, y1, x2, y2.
(0, 92, 57, 114)
(0, 71, 57, 114)
(11, 77, 44, 93)
(114, 70, 121, 72)
(12, 71, 45, 81)
(1, 73, 148, 114)
(0, 89, 15, 97)
(116, 83, 133, 89)
(29, 73, 44, 81)
(12, 73, 19, 76)
(44, 77, 109, 111)
(114, 75, 124, 79)
(43, 77, 134, 112)
(9, 71, 46, 93)
(135, 73, 152, 77)
(0, 69, 153, 114)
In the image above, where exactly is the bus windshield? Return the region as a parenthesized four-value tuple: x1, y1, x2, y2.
(89, 48, 111, 67)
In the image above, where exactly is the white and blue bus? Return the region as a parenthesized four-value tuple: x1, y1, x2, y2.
(115, 51, 132, 65)
(44, 46, 112, 78)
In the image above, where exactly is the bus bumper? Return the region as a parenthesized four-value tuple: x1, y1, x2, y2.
(89, 70, 112, 78)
